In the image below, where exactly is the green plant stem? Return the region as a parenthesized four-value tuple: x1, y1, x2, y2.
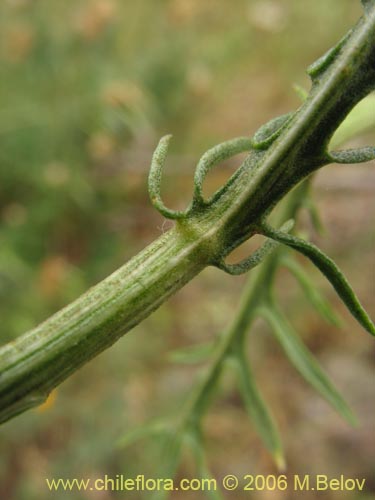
(0, 6, 374, 424)
(179, 182, 308, 425)
(0, 228, 207, 423)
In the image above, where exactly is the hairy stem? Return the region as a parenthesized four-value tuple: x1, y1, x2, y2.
(0, 5, 374, 424)
(0, 229, 207, 422)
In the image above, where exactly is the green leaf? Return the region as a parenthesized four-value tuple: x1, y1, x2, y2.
(307, 32, 350, 81)
(230, 354, 285, 470)
(193, 136, 253, 205)
(282, 256, 342, 327)
(252, 112, 293, 150)
(260, 223, 375, 336)
(259, 304, 356, 425)
(148, 135, 188, 219)
(167, 341, 216, 364)
(218, 219, 294, 275)
(328, 147, 375, 164)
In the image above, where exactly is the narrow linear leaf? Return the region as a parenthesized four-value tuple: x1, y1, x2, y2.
(307, 32, 350, 81)
(282, 256, 342, 327)
(230, 354, 285, 470)
(261, 223, 375, 336)
(328, 146, 375, 164)
(252, 112, 293, 150)
(218, 237, 280, 275)
(259, 305, 356, 425)
(148, 135, 188, 219)
(193, 136, 253, 204)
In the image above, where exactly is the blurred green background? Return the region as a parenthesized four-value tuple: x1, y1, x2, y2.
(0, 1, 374, 499)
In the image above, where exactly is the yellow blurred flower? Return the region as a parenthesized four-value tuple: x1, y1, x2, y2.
(5, 0, 32, 8)
(74, 0, 117, 40)
(247, 1, 287, 33)
(101, 80, 144, 108)
(4, 22, 35, 63)
(167, 0, 213, 25)
(87, 132, 116, 160)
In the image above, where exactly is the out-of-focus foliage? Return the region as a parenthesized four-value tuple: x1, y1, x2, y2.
(1, 1, 373, 500)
